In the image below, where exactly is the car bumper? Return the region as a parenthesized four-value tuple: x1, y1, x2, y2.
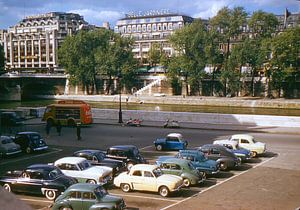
(5, 150, 22, 156)
(33, 146, 48, 152)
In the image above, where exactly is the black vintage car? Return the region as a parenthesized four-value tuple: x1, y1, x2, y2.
(106, 145, 148, 170)
(0, 111, 24, 127)
(73, 149, 126, 176)
(0, 164, 77, 200)
(13, 131, 48, 154)
(197, 144, 241, 171)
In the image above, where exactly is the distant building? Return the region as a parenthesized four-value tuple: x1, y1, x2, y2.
(115, 11, 194, 65)
(2, 12, 89, 73)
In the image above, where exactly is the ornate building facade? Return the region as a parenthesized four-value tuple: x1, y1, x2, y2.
(114, 11, 194, 65)
(2, 12, 89, 73)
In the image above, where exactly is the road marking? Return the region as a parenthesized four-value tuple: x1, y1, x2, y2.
(0, 148, 62, 166)
(111, 193, 179, 202)
(139, 145, 153, 150)
(160, 155, 277, 210)
(20, 198, 52, 203)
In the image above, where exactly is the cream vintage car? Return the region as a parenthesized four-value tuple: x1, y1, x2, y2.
(226, 134, 266, 157)
(113, 164, 183, 197)
(54, 157, 112, 185)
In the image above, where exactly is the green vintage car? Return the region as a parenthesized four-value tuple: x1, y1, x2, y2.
(51, 183, 125, 210)
(158, 158, 205, 187)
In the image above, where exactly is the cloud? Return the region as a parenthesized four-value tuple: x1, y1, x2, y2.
(192, 0, 231, 19)
(68, 9, 123, 26)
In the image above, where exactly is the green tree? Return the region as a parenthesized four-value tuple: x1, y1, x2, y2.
(270, 27, 300, 98)
(58, 29, 111, 94)
(0, 43, 4, 73)
(168, 19, 207, 96)
(148, 43, 161, 67)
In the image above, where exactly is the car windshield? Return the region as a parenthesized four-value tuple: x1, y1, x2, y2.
(94, 186, 108, 198)
(78, 160, 91, 170)
(188, 162, 196, 170)
(1, 137, 13, 144)
(95, 153, 105, 161)
(153, 168, 163, 177)
(30, 134, 43, 144)
(48, 168, 63, 179)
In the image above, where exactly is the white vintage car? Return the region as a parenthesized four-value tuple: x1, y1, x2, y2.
(113, 164, 183, 197)
(54, 157, 112, 185)
(221, 134, 266, 157)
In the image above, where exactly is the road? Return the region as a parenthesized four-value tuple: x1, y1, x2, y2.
(0, 123, 300, 210)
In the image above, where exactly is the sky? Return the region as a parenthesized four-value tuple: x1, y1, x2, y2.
(0, 0, 299, 29)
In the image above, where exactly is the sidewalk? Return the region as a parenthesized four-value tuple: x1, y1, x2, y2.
(24, 117, 300, 135)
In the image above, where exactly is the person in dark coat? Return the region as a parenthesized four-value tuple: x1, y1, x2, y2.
(76, 123, 81, 140)
(56, 120, 62, 136)
(46, 120, 51, 138)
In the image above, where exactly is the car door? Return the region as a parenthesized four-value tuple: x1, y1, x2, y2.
(16, 171, 43, 194)
(82, 192, 97, 210)
(68, 191, 83, 209)
(130, 170, 144, 190)
(142, 171, 157, 192)
(14, 135, 27, 150)
(166, 137, 182, 150)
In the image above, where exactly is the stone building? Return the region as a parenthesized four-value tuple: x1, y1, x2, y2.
(2, 12, 89, 73)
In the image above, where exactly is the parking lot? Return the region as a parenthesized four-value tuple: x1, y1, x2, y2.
(0, 123, 300, 210)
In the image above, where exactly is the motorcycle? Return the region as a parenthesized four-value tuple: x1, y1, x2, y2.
(163, 119, 180, 128)
(126, 118, 142, 127)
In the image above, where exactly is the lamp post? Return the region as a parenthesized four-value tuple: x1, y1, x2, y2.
(118, 72, 123, 123)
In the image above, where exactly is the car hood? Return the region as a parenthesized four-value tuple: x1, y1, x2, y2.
(233, 148, 251, 156)
(157, 174, 183, 183)
(100, 194, 123, 203)
(85, 166, 112, 176)
(53, 175, 77, 187)
(1, 143, 20, 151)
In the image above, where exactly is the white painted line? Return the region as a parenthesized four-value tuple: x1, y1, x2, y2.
(0, 148, 62, 166)
(111, 193, 178, 202)
(160, 155, 277, 210)
(139, 145, 153, 150)
(20, 198, 52, 203)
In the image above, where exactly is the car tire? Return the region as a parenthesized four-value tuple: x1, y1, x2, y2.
(59, 207, 73, 210)
(3, 183, 11, 192)
(220, 162, 228, 171)
(156, 145, 163, 151)
(251, 151, 257, 158)
(86, 179, 97, 184)
(121, 183, 131, 192)
(25, 147, 32, 154)
(45, 189, 57, 200)
(159, 186, 170, 197)
(183, 178, 191, 187)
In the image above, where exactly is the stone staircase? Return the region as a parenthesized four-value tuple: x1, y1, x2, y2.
(134, 76, 169, 96)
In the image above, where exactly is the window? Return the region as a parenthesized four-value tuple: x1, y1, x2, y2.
(132, 170, 142, 176)
(211, 149, 220, 155)
(170, 164, 181, 170)
(83, 192, 96, 200)
(144, 171, 153, 177)
(166, 137, 179, 142)
(241, 139, 249, 144)
(69, 191, 81, 199)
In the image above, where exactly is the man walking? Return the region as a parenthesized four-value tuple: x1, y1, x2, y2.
(56, 120, 62, 136)
(76, 123, 81, 140)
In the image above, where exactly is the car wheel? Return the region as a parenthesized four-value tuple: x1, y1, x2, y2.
(183, 178, 191, 187)
(86, 179, 97, 184)
(25, 147, 32, 154)
(59, 207, 73, 210)
(159, 186, 169, 197)
(45, 189, 57, 200)
(219, 162, 228, 171)
(156, 145, 163, 151)
(127, 162, 134, 170)
(121, 183, 131, 192)
(251, 151, 257, 158)
(3, 183, 11, 192)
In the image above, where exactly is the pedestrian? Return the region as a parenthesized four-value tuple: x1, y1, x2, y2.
(45, 120, 51, 138)
(76, 123, 81, 140)
(56, 120, 62, 136)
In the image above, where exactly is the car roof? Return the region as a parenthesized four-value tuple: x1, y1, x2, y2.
(55, 157, 86, 165)
(167, 133, 183, 138)
(131, 164, 157, 171)
(214, 140, 238, 146)
(74, 150, 104, 155)
(179, 149, 204, 155)
(27, 164, 57, 171)
(16, 131, 40, 135)
(162, 158, 189, 165)
(231, 134, 253, 139)
(66, 183, 101, 192)
(108, 145, 138, 150)
(201, 144, 227, 150)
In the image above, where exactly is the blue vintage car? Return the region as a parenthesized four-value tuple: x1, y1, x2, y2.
(154, 133, 188, 151)
(213, 140, 252, 161)
(156, 149, 219, 176)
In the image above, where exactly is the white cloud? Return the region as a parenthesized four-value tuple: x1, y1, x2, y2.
(192, 0, 231, 19)
(68, 9, 122, 25)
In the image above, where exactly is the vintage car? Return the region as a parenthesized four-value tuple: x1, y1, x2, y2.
(73, 149, 126, 176)
(0, 164, 77, 200)
(51, 183, 126, 210)
(106, 145, 148, 170)
(0, 135, 22, 157)
(13, 131, 48, 154)
(226, 134, 266, 157)
(54, 157, 113, 185)
(0, 111, 24, 127)
(213, 139, 252, 161)
(113, 164, 183, 197)
(158, 158, 205, 187)
(154, 133, 188, 151)
(197, 144, 241, 171)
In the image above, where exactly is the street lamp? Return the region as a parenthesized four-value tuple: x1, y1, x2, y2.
(118, 72, 123, 123)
